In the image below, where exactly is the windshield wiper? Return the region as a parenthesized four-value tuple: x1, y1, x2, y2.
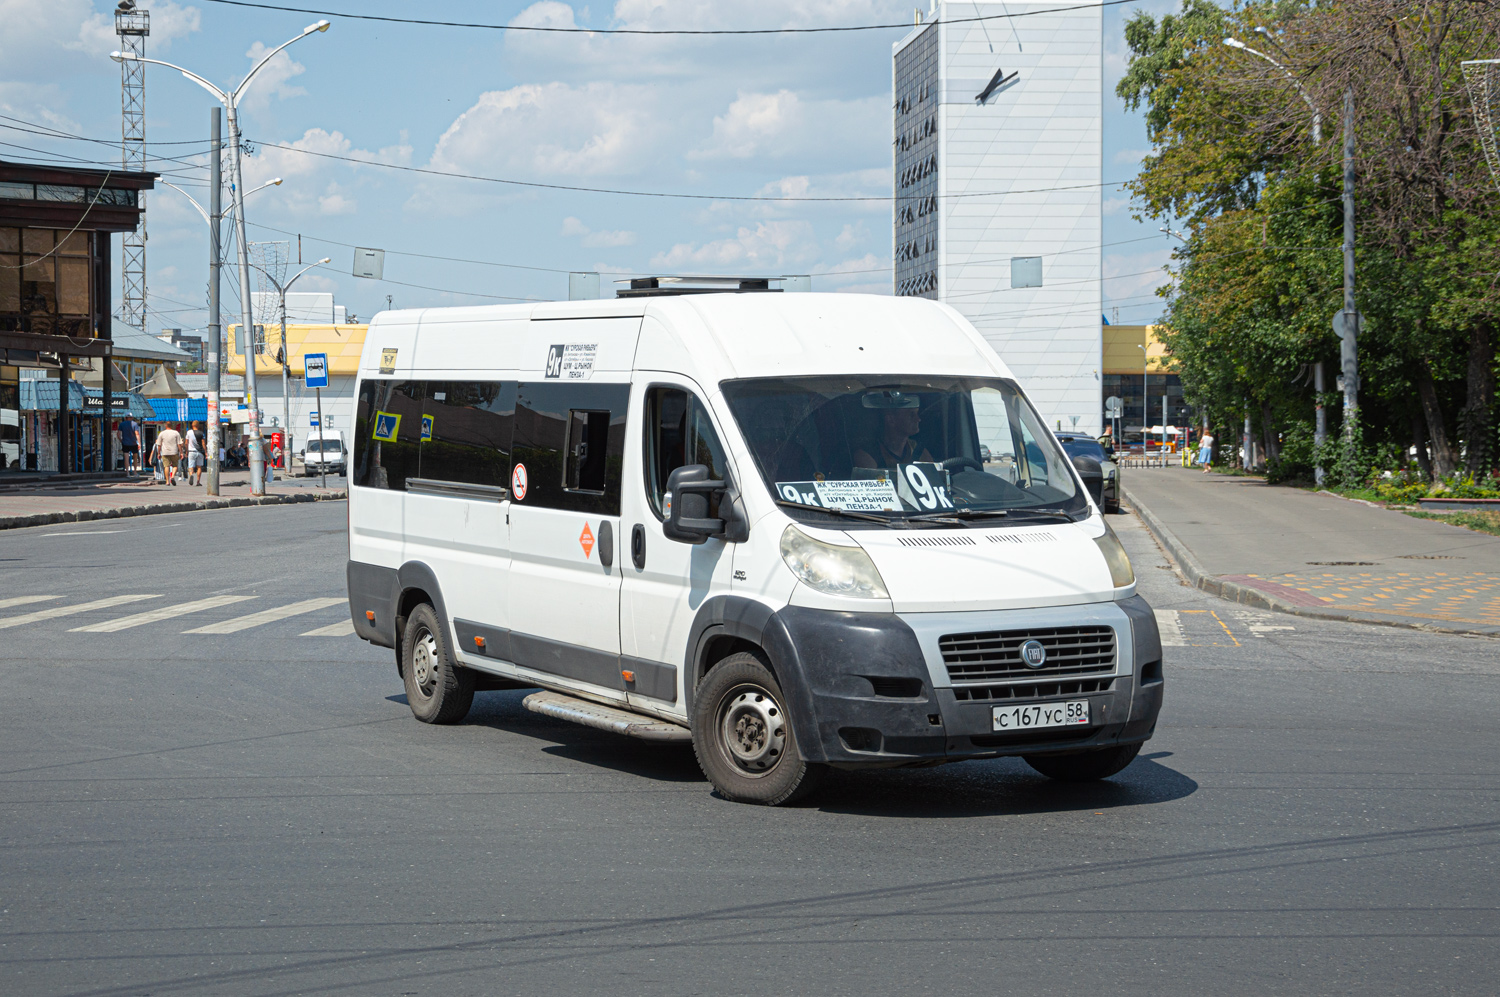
(905, 508, 1011, 525)
(775, 499, 902, 527)
(1002, 507, 1081, 523)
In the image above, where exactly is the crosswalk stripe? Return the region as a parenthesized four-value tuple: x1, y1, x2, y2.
(0, 595, 59, 611)
(70, 595, 257, 633)
(0, 594, 161, 630)
(1154, 609, 1187, 647)
(300, 619, 356, 637)
(183, 597, 346, 634)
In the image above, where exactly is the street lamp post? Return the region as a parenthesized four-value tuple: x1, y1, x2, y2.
(247, 259, 330, 476)
(1136, 342, 1149, 455)
(158, 173, 282, 496)
(1225, 33, 1340, 478)
(112, 19, 330, 497)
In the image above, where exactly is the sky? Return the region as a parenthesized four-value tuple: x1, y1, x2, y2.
(0, 0, 1181, 335)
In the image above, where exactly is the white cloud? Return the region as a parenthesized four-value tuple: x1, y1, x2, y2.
(651, 219, 817, 270)
(693, 90, 802, 160)
(318, 186, 356, 215)
(430, 82, 664, 178)
(560, 216, 637, 247)
(237, 41, 307, 115)
(76, 1, 201, 57)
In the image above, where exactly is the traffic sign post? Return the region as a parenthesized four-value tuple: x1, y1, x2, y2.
(305, 353, 330, 489)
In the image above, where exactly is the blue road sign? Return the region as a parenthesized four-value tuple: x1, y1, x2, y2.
(305, 352, 329, 389)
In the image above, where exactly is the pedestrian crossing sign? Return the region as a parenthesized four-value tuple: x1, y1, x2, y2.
(372, 411, 401, 441)
(420, 414, 434, 441)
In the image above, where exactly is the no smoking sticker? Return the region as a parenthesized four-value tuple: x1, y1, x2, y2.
(511, 463, 528, 501)
(579, 522, 595, 559)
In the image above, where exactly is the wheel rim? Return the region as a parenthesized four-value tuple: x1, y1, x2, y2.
(716, 684, 787, 776)
(411, 627, 440, 699)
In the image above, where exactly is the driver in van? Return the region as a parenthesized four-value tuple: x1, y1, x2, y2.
(852, 391, 934, 468)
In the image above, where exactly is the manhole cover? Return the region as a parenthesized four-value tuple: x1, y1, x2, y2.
(1396, 554, 1458, 560)
(1306, 561, 1378, 566)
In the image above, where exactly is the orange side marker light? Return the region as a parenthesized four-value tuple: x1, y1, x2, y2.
(365, 610, 375, 622)
(621, 670, 635, 683)
(474, 636, 486, 650)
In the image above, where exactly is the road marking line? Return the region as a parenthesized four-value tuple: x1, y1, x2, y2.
(0, 594, 161, 629)
(1208, 609, 1241, 647)
(0, 595, 59, 611)
(300, 619, 355, 637)
(70, 595, 257, 633)
(183, 597, 346, 634)
(1154, 609, 1186, 646)
(42, 530, 124, 536)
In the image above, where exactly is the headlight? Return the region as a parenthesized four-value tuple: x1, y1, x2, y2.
(1093, 520, 1135, 588)
(779, 525, 889, 599)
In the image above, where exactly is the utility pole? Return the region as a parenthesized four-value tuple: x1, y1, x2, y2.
(280, 295, 291, 475)
(1340, 87, 1359, 436)
(205, 107, 222, 495)
(1313, 361, 1326, 484)
(227, 111, 266, 495)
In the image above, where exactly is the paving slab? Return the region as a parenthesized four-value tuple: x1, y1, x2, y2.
(0, 468, 346, 530)
(1123, 466, 1500, 635)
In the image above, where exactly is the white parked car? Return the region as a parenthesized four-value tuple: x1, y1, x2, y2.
(299, 430, 346, 477)
(344, 288, 1163, 805)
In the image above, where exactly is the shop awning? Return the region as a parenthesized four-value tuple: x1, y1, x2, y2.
(17, 378, 86, 412)
(148, 397, 227, 423)
(84, 387, 154, 419)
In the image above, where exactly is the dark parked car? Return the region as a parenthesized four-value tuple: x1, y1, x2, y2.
(1055, 433, 1120, 513)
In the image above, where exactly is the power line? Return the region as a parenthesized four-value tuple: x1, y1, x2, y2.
(249, 138, 1130, 203)
(200, 0, 1138, 35)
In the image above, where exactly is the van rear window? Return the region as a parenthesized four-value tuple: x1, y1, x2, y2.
(353, 379, 516, 492)
(353, 380, 422, 490)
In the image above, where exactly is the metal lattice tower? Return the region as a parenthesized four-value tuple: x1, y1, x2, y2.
(116, 5, 150, 332)
(1462, 60, 1500, 193)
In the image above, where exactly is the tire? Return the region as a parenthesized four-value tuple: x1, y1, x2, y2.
(692, 652, 826, 806)
(1024, 741, 1141, 782)
(400, 603, 474, 725)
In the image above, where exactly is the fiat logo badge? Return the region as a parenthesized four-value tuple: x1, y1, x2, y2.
(1020, 640, 1047, 668)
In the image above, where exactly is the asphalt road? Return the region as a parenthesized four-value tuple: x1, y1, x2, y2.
(1, 502, 1496, 996)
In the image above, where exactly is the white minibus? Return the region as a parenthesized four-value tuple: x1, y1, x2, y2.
(345, 286, 1163, 805)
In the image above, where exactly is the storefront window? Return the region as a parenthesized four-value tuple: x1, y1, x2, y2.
(0, 227, 94, 337)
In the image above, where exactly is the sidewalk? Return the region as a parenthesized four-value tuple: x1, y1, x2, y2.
(1124, 466, 1500, 636)
(0, 468, 346, 531)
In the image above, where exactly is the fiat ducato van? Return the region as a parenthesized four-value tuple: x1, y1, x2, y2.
(345, 289, 1163, 805)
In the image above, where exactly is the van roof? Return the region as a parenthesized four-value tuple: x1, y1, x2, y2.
(364, 292, 1012, 384)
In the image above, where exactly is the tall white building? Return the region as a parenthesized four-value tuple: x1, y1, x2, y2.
(894, 1, 1102, 435)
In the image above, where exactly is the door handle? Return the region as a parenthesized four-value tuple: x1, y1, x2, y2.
(598, 520, 615, 568)
(631, 523, 646, 569)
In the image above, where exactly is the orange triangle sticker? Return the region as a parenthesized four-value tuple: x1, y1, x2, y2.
(579, 522, 595, 559)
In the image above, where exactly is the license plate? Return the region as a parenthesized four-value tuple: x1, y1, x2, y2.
(992, 700, 1090, 731)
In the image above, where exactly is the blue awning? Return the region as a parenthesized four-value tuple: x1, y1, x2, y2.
(17, 379, 87, 412)
(147, 397, 220, 423)
(84, 387, 155, 420)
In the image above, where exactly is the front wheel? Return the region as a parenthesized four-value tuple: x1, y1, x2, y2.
(401, 603, 474, 724)
(692, 652, 825, 806)
(1024, 742, 1141, 782)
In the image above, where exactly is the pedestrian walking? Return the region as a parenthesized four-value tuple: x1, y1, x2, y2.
(119, 415, 141, 473)
(184, 420, 206, 486)
(155, 422, 183, 486)
(1198, 430, 1215, 473)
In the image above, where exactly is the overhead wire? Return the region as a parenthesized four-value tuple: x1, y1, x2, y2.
(199, 0, 1140, 35)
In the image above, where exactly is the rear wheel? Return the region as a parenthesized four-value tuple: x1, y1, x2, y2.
(692, 652, 825, 806)
(401, 603, 474, 724)
(1024, 742, 1141, 782)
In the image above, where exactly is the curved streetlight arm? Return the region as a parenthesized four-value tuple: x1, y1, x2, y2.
(159, 181, 211, 226)
(109, 52, 227, 104)
(1223, 37, 1322, 144)
(286, 259, 332, 291)
(235, 21, 330, 102)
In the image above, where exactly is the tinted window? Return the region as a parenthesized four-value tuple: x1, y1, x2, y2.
(419, 381, 516, 488)
(1058, 438, 1108, 461)
(353, 380, 422, 490)
(513, 381, 629, 514)
(645, 387, 728, 520)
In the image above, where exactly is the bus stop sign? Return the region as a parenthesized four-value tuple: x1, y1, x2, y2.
(305, 353, 329, 389)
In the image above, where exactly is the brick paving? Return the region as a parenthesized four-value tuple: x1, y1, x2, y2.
(1125, 466, 1500, 633)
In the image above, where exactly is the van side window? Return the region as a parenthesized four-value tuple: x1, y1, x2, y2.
(564, 410, 610, 493)
(513, 382, 629, 514)
(353, 379, 423, 490)
(644, 387, 727, 520)
(419, 381, 516, 489)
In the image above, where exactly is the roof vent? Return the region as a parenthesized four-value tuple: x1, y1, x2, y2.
(614, 275, 807, 298)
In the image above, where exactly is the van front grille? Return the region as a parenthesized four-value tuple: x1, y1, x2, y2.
(941, 625, 1116, 681)
(950, 678, 1115, 702)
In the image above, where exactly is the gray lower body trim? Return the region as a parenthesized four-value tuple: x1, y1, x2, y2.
(453, 619, 513, 663)
(621, 656, 678, 703)
(509, 631, 623, 691)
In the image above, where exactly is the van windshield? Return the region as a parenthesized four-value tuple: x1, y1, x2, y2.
(306, 439, 341, 453)
(720, 375, 1086, 525)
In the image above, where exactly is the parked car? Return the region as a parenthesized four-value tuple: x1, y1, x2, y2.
(299, 430, 346, 477)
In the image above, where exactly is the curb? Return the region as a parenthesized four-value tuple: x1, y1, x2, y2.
(0, 490, 347, 532)
(1123, 482, 1500, 639)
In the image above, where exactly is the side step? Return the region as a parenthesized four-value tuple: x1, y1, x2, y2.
(522, 690, 692, 743)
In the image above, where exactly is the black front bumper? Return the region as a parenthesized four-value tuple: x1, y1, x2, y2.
(767, 598, 1164, 768)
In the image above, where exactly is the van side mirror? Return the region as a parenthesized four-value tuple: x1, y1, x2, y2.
(1070, 454, 1104, 507)
(663, 464, 748, 544)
